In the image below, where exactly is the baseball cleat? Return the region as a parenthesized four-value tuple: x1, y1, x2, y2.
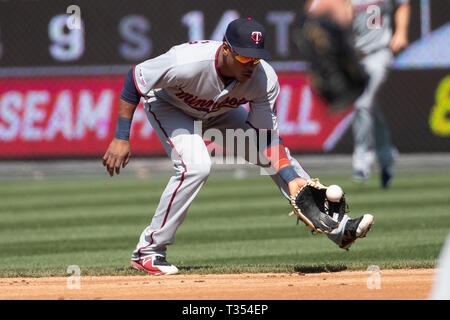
(381, 148, 398, 189)
(352, 170, 370, 183)
(339, 213, 374, 250)
(130, 255, 179, 275)
(381, 166, 393, 189)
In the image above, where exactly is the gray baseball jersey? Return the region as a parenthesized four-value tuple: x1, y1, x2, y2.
(133, 40, 279, 130)
(351, 0, 409, 55)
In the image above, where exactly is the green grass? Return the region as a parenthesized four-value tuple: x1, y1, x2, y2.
(1, 169, 449, 277)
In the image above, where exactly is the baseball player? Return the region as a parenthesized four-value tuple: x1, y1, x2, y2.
(306, 0, 410, 188)
(350, 0, 410, 188)
(102, 18, 374, 275)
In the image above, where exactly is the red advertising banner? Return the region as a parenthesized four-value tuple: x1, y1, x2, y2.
(276, 73, 354, 152)
(0, 74, 354, 159)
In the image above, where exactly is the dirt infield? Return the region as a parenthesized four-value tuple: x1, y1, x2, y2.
(0, 269, 435, 300)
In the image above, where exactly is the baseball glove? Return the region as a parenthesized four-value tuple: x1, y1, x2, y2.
(293, 15, 369, 110)
(289, 178, 346, 234)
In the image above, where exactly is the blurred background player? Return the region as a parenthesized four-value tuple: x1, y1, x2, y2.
(350, 0, 410, 188)
(305, 0, 410, 188)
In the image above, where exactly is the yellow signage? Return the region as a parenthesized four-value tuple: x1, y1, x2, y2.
(429, 75, 450, 137)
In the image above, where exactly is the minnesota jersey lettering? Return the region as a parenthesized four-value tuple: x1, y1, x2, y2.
(174, 88, 249, 112)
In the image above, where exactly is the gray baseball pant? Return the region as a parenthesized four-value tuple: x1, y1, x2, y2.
(352, 48, 395, 175)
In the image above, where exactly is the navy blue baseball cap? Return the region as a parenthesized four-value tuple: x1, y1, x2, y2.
(224, 18, 271, 60)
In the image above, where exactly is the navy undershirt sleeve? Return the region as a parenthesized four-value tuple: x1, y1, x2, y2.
(120, 68, 141, 105)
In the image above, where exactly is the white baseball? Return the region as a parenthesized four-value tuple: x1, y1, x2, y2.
(326, 185, 343, 202)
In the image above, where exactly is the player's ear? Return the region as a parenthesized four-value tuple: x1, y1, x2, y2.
(223, 42, 231, 55)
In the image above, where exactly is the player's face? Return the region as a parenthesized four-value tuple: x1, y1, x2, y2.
(223, 43, 259, 82)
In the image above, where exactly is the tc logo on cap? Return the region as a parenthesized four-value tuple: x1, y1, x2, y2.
(251, 31, 262, 44)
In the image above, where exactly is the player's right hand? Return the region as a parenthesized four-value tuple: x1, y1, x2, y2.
(288, 177, 307, 198)
(102, 138, 131, 177)
(389, 31, 409, 53)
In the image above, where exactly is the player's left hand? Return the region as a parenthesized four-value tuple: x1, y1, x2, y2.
(389, 31, 408, 53)
(102, 138, 131, 177)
